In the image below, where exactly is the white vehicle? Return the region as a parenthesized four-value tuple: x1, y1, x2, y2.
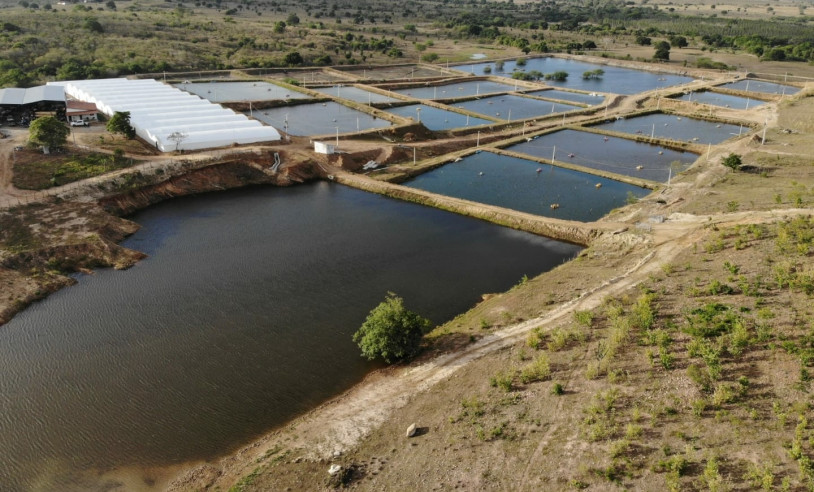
(70, 120, 88, 127)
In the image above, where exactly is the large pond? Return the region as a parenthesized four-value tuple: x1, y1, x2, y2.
(719, 79, 800, 95)
(527, 89, 604, 106)
(506, 129, 697, 182)
(311, 85, 401, 104)
(403, 151, 650, 221)
(176, 81, 312, 102)
(592, 113, 744, 145)
(390, 80, 519, 100)
(673, 90, 765, 110)
(249, 101, 392, 135)
(0, 183, 581, 491)
(386, 104, 493, 131)
(455, 94, 582, 121)
(453, 57, 694, 94)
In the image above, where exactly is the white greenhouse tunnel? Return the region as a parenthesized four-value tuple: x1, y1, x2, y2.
(48, 78, 281, 152)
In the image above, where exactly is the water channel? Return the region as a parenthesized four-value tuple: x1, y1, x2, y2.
(0, 183, 581, 491)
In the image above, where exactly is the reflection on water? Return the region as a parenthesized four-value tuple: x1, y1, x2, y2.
(0, 183, 580, 491)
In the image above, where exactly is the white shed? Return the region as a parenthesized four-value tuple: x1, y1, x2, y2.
(314, 141, 335, 154)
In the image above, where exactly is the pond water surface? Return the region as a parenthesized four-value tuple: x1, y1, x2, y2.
(390, 80, 519, 100)
(506, 129, 697, 182)
(455, 94, 582, 120)
(0, 183, 581, 491)
(312, 85, 401, 104)
(403, 152, 650, 221)
(719, 79, 799, 95)
(452, 58, 694, 94)
(673, 91, 765, 110)
(249, 101, 392, 135)
(593, 113, 744, 145)
(527, 89, 604, 105)
(177, 81, 312, 102)
(386, 104, 493, 130)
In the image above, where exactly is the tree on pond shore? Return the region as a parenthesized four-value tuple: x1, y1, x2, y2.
(353, 292, 431, 363)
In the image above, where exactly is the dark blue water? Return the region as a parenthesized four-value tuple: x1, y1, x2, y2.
(0, 183, 580, 491)
(593, 113, 744, 145)
(249, 101, 392, 136)
(673, 90, 764, 110)
(506, 129, 697, 182)
(403, 151, 650, 221)
(720, 79, 799, 95)
(455, 94, 581, 121)
(386, 104, 494, 130)
(453, 57, 694, 94)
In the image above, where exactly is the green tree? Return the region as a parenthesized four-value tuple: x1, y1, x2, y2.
(273, 21, 286, 33)
(635, 35, 652, 46)
(544, 71, 568, 81)
(669, 35, 688, 48)
(654, 41, 671, 61)
(286, 13, 300, 25)
(352, 292, 431, 363)
(28, 116, 69, 150)
(283, 51, 303, 66)
(722, 153, 742, 170)
(106, 111, 136, 139)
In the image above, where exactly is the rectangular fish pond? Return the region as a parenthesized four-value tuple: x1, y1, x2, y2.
(176, 81, 312, 103)
(506, 129, 697, 183)
(403, 151, 651, 221)
(454, 94, 582, 121)
(673, 91, 765, 110)
(526, 89, 605, 106)
(386, 104, 493, 131)
(390, 80, 520, 100)
(249, 101, 392, 136)
(719, 79, 800, 96)
(453, 57, 694, 94)
(311, 85, 402, 104)
(592, 113, 745, 145)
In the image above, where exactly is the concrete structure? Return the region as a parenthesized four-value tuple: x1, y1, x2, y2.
(48, 78, 281, 152)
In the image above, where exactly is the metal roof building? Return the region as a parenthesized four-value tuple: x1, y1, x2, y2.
(47, 78, 281, 152)
(0, 85, 66, 106)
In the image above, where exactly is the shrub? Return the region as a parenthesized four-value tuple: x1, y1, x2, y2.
(722, 153, 743, 170)
(520, 354, 551, 383)
(490, 370, 515, 392)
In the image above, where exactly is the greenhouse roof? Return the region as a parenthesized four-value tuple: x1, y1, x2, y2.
(48, 78, 280, 152)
